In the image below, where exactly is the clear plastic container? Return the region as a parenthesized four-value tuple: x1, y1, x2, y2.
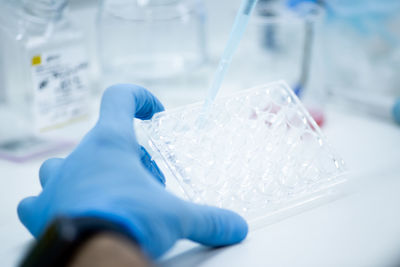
(97, 0, 207, 87)
(0, 0, 90, 160)
(138, 81, 347, 229)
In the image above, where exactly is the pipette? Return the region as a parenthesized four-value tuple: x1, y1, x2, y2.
(202, 0, 259, 113)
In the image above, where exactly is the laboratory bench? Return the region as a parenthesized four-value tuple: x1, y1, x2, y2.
(1, 103, 400, 267)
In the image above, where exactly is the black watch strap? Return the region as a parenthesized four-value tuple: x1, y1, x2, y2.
(19, 216, 136, 267)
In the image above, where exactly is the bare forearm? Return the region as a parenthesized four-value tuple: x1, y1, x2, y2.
(68, 233, 151, 267)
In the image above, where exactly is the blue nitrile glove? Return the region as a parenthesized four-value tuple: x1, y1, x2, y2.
(17, 84, 248, 259)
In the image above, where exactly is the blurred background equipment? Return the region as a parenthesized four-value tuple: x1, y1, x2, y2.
(1, 0, 399, 162)
(97, 0, 207, 89)
(329, 89, 400, 125)
(324, 0, 400, 97)
(224, 0, 327, 125)
(0, 0, 91, 162)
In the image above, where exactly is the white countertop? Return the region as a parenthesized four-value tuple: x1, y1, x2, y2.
(1, 104, 400, 267)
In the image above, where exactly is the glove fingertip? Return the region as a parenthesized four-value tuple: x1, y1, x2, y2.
(39, 158, 64, 188)
(17, 197, 37, 231)
(218, 209, 249, 244)
(186, 204, 249, 247)
(134, 89, 165, 120)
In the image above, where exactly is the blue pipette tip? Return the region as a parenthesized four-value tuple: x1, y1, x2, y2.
(392, 98, 400, 125)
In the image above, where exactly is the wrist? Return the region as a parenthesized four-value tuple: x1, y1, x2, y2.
(75, 209, 158, 259)
(68, 232, 151, 267)
(19, 216, 140, 267)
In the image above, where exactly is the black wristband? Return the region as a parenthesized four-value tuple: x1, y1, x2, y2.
(19, 216, 136, 267)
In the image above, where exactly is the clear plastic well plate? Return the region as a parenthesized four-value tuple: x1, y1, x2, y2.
(139, 81, 347, 228)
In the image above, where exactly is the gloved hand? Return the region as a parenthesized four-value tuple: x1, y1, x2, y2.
(17, 84, 248, 259)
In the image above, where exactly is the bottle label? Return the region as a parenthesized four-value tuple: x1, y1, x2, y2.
(30, 45, 90, 133)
